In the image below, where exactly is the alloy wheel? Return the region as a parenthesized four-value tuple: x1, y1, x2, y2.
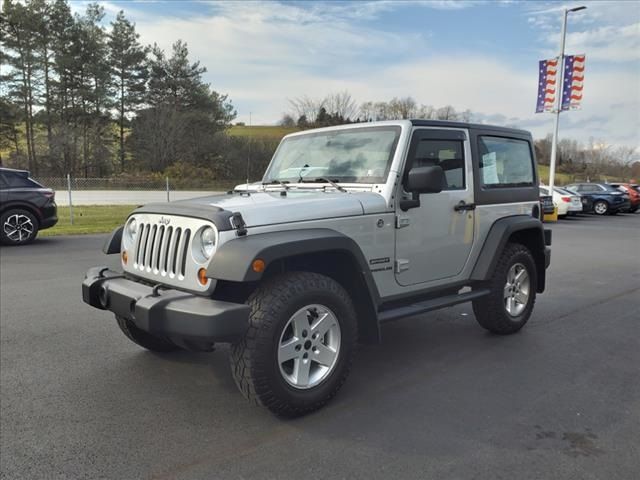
(3, 214, 35, 243)
(277, 304, 341, 389)
(594, 201, 608, 215)
(503, 263, 530, 316)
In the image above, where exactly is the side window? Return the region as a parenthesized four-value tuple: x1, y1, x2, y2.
(406, 138, 465, 191)
(478, 136, 534, 188)
(5, 173, 39, 188)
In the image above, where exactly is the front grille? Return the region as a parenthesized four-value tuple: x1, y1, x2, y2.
(122, 213, 215, 292)
(133, 223, 191, 278)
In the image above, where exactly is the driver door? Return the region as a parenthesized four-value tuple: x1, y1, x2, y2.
(395, 128, 475, 286)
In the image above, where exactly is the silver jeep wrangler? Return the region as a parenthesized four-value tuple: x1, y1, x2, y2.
(83, 120, 551, 416)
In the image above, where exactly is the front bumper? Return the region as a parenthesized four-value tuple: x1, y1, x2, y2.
(82, 267, 250, 343)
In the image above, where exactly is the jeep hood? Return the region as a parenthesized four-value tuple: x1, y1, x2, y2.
(173, 191, 388, 227)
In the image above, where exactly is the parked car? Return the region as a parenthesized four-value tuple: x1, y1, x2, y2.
(83, 120, 551, 416)
(609, 183, 640, 213)
(539, 186, 582, 217)
(554, 187, 588, 215)
(539, 194, 555, 217)
(564, 182, 630, 215)
(0, 168, 58, 245)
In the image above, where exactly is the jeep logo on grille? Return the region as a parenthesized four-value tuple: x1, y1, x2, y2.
(158, 217, 170, 225)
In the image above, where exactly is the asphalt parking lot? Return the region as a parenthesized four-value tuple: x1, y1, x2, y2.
(1, 213, 639, 480)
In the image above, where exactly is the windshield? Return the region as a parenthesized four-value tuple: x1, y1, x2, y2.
(263, 126, 401, 184)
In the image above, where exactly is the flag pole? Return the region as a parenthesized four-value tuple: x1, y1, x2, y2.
(548, 8, 568, 193)
(548, 6, 586, 192)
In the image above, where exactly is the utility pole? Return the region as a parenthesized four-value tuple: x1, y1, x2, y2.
(548, 6, 586, 192)
(246, 111, 252, 187)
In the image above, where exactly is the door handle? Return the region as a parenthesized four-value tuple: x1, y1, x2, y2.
(454, 201, 476, 212)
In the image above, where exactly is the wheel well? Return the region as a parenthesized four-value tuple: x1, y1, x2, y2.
(261, 251, 380, 344)
(0, 203, 41, 226)
(508, 229, 545, 293)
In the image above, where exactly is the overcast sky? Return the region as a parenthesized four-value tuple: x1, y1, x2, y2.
(74, 0, 639, 150)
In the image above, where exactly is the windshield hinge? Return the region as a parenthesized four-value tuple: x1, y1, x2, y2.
(395, 216, 410, 229)
(395, 259, 410, 273)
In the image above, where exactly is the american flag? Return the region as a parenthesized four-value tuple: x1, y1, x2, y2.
(536, 58, 559, 113)
(561, 54, 585, 111)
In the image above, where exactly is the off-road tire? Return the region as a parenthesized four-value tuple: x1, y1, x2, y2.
(0, 209, 39, 246)
(593, 200, 609, 215)
(230, 272, 358, 417)
(116, 316, 179, 352)
(472, 243, 537, 335)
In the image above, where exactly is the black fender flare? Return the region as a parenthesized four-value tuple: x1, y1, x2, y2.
(103, 226, 123, 254)
(207, 228, 382, 343)
(208, 228, 377, 291)
(470, 215, 549, 292)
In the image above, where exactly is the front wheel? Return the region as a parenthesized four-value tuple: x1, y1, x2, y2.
(230, 272, 357, 417)
(473, 243, 537, 335)
(593, 200, 609, 215)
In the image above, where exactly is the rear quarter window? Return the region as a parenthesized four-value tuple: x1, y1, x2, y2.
(4, 173, 41, 188)
(478, 136, 535, 189)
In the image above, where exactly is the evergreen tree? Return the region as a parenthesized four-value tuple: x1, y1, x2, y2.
(1, 0, 41, 172)
(130, 40, 235, 171)
(108, 10, 148, 172)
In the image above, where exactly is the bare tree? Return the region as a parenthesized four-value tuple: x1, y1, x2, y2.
(387, 97, 417, 119)
(435, 105, 459, 121)
(288, 95, 321, 123)
(324, 91, 358, 120)
(416, 104, 435, 120)
(359, 101, 377, 121)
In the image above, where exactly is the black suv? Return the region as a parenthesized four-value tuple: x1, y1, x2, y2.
(0, 168, 58, 245)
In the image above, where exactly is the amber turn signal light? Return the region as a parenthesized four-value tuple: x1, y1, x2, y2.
(252, 259, 266, 273)
(121, 250, 128, 264)
(197, 268, 208, 285)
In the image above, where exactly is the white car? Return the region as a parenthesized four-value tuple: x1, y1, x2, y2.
(539, 186, 582, 217)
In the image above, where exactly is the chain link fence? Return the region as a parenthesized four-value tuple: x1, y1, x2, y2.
(34, 175, 245, 224)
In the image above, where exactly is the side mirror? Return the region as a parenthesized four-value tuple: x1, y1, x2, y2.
(406, 165, 445, 194)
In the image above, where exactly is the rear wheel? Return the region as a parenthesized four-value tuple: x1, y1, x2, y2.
(473, 243, 537, 335)
(593, 200, 609, 215)
(116, 316, 179, 352)
(1, 209, 39, 245)
(230, 272, 357, 417)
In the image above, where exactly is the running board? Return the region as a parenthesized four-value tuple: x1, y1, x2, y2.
(378, 289, 490, 323)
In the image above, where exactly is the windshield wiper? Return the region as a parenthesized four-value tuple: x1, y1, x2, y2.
(300, 177, 347, 193)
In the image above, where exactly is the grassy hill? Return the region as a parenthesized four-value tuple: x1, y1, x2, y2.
(228, 125, 299, 139)
(537, 165, 574, 185)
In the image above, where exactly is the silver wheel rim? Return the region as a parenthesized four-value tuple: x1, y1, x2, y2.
(504, 263, 530, 317)
(594, 202, 607, 214)
(3, 214, 34, 243)
(278, 304, 341, 390)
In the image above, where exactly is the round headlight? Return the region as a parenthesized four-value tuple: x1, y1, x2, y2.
(128, 218, 138, 236)
(200, 227, 216, 259)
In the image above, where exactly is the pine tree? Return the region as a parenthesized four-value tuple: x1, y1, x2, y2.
(108, 10, 148, 171)
(1, 0, 41, 172)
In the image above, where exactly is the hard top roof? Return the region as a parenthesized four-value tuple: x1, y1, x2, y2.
(410, 119, 530, 136)
(0, 167, 29, 176)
